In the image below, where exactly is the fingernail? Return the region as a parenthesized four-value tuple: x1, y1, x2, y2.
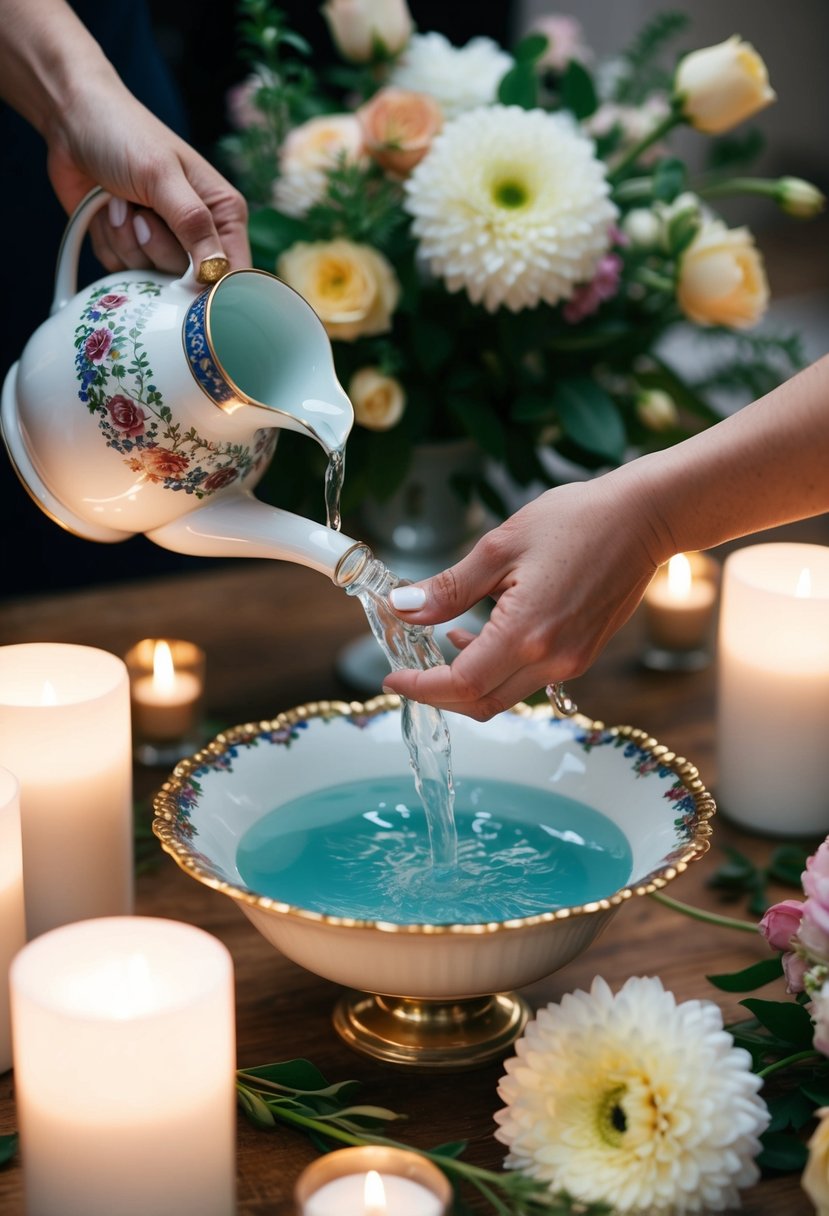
(390, 586, 426, 610)
(108, 197, 127, 227)
(382, 685, 395, 694)
(133, 214, 152, 246)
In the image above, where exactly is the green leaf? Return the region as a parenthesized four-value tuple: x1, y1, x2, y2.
(447, 395, 506, 461)
(740, 998, 815, 1049)
(767, 1088, 819, 1133)
(237, 1085, 277, 1129)
(707, 956, 783, 992)
(802, 1082, 829, 1108)
(511, 392, 556, 423)
(362, 426, 413, 502)
(651, 157, 687, 203)
(513, 33, 549, 63)
(768, 845, 812, 888)
(0, 1133, 18, 1167)
(410, 318, 453, 374)
(248, 207, 309, 257)
(552, 378, 626, 462)
(497, 62, 537, 109)
(429, 1140, 469, 1159)
(757, 1129, 809, 1172)
(560, 60, 598, 119)
(240, 1058, 334, 1093)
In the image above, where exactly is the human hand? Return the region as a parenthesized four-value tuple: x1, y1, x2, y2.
(382, 478, 664, 720)
(45, 77, 250, 276)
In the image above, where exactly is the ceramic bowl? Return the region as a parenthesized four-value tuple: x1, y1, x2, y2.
(153, 696, 715, 1066)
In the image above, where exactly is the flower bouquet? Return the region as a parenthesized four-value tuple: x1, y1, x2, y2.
(222, 1, 823, 527)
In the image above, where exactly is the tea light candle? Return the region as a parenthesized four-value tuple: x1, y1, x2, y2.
(295, 1147, 451, 1216)
(0, 766, 26, 1073)
(717, 542, 829, 836)
(642, 551, 719, 670)
(0, 643, 132, 939)
(128, 638, 204, 742)
(10, 916, 236, 1216)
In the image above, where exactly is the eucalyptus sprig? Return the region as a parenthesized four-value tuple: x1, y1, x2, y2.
(236, 1058, 611, 1215)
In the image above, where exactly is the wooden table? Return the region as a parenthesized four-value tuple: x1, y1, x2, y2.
(0, 518, 827, 1215)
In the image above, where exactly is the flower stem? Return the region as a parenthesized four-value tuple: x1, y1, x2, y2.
(607, 107, 684, 183)
(757, 1050, 823, 1080)
(698, 176, 779, 201)
(649, 891, 759, 933)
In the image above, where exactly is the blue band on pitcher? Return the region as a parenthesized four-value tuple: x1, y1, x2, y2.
(183, 290, 235, 406)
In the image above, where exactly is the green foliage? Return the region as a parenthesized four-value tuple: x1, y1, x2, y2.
(707, 842, 813, 917)
(0, 1133, 17, 1168)
(236, 1058, 611, 1215)
(613, 11, 692, 105)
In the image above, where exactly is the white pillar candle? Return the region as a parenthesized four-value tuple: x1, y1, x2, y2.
(0, 643, 133, 939)
(0, 766, 26, 1073)
(717, 543, 829, 835)
(643, 552, 719, 651)
(10, 916, 236, 1216)
(127, 638, 205, 743)
(295, 1147, 451, 1216)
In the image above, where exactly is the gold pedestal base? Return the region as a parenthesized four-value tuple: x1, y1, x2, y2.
(332, 991, 531, 1070)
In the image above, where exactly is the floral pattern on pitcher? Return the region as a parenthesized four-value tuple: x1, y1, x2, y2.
(73, 282, 277, 497)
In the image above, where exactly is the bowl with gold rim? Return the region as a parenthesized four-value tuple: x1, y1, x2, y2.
(152, 695, 715, 1069)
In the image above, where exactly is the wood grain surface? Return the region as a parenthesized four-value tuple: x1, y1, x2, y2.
(0, 515, 827, 1214)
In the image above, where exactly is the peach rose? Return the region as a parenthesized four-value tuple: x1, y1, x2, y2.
(274, 114, 366, 216)
(357, 87, 442, 176)
(674, 35, 775, 135)
(677, 219, 769, 329)
(348, 367, 406, 430)
(277, 239, 400, 342)
(322, 0, 413, 63)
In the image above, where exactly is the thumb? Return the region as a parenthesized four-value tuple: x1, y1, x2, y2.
(388, 545, 501, 624)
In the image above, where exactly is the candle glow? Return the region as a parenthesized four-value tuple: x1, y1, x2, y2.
(365, 1169, 386, 1214)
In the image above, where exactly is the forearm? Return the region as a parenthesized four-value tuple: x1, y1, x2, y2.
(608, 354, 829, 560)
(0, 0, 118, 135)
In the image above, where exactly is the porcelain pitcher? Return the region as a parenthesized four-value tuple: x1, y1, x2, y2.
(1, 188, 361, 579)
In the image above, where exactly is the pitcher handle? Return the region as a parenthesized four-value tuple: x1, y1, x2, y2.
(50, 186, 111, 316)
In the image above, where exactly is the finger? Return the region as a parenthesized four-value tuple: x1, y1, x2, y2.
(389, 538, 507, 626)
(385, 662, 548, 721)
(89, 203, 151, 271)
(148, 164, 249, 272)
(445, 628, 477, 650)
(130, 210, 188, 274)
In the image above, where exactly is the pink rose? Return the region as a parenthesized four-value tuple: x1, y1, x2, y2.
(136, 447, 190, 480)
(226, 74, 268, 131)
(357, 88, 442, 177)
(107, 395, 147, 438)
(562, 252, 623, 324)
(98, 293, 129, 310)
(799, 906, 829, 963)
(530, 15, 592, 72)
(813, 984, 829, 1056)
(202, 466, 239, 493)
(759, 898, 805, 951)
(84, 328, 113, 363)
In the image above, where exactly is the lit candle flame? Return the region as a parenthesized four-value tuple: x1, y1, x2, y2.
(152, 640, 176, 695)
(795, 567, 812, 598)
(40, 680, 58, 706)
(666, 553, 692, 600)
(364, 1170, 386, 1215)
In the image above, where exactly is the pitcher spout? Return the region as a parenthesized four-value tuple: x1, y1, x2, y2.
(145, 491, 365, 582)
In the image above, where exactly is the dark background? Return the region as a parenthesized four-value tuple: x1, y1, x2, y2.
(0, 0, 511, 600)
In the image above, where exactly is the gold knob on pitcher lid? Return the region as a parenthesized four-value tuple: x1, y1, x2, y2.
(196, 256, 230, 285)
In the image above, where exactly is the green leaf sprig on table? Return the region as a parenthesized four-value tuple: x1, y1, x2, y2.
(236, 1057, 611, 1215)
(706, 842, 815, 917)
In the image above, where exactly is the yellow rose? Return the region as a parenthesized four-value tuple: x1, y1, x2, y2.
(677, 219, 769, 329)
(322, 0, 413, 63)
(803, 1107, 829, 1216)
(636, 389, 679, 432)
(674, 35, 776, 135)
(277, 239, 400, 342)
(348, 367, 406, 430)
(357, 87, 443, 177)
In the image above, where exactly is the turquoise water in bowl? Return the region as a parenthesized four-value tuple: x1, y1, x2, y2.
(235, 775, 632, 925)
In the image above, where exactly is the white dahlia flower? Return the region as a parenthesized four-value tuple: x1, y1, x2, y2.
(388, 32, 512, 119)
(403, 105, 618, 313)
(494, 976, 769, 1215)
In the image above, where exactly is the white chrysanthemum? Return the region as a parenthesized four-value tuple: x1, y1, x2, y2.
(388, 32, 512, 118)
(494, 976, 769, 1216)
(403, 105, 618, 313)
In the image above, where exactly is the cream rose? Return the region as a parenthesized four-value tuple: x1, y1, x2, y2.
(636, 389, 679, 432)
(674, 35, 776, 135)
(357, 88, 442, 177)
(273, 114, 365, 216)
(322, 0, 413, 63)
(803, 1106, 829, 1216)
(348, 367, 406, 430)
(677, 219, 769, 329)
(277, 239, 400, 342)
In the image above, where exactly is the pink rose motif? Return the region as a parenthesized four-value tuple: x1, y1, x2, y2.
(107, 395, 147, 438)
(759, 898, 804, 951)
(84, 328, 114, 363)
(202, 466, 239, 493)
(135, 447, 190, 481)
(98, 293, 129, 310)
